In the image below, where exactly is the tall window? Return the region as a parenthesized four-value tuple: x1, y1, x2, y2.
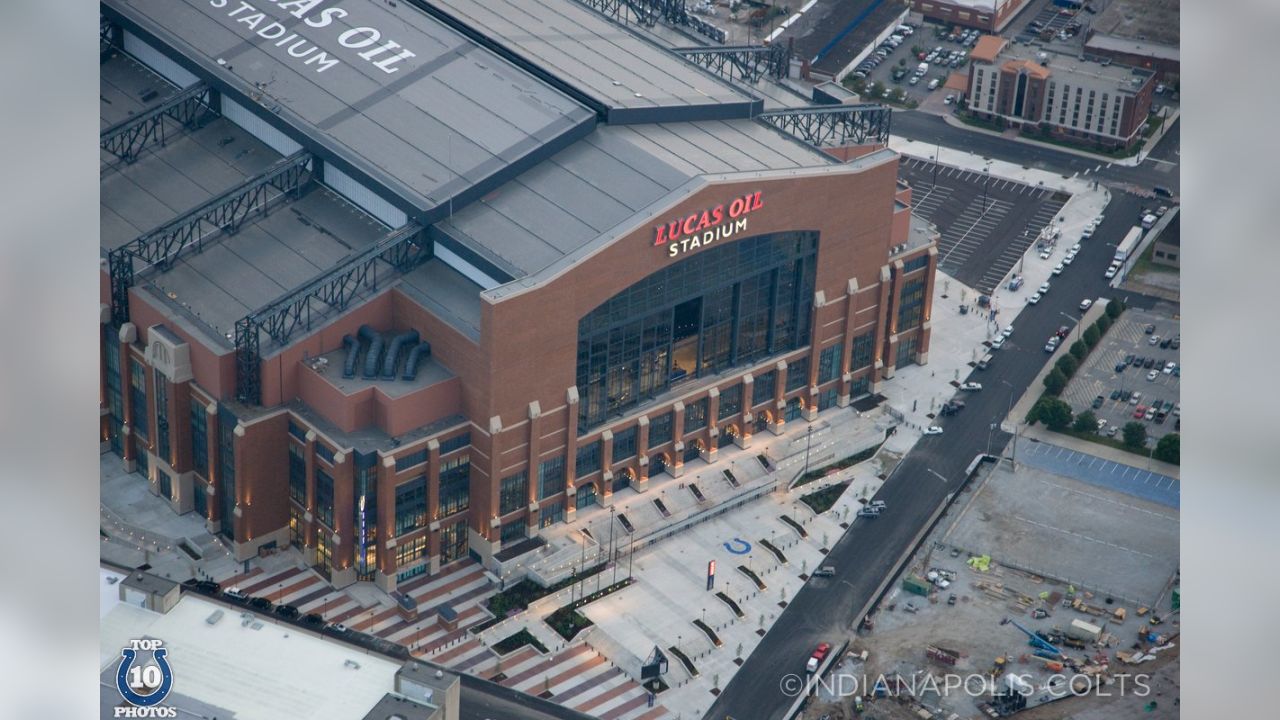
(896, 277, 927, 331)
(649, 412, 674, 447)
(190, 403, 208, 478)
(288, 442, 307, 505)
(130, 359, 148, 440)
(194, 482, 208, 518)
(612, 426, 637, 462)
(439, 432, 470, 455)
(850, 374, 871, 399)
(501, 520, 526, 545)
(576, 483, 597, 510)
(104, 327, 124, 454)
(538, 456, 566, 499)
(752, 369, 777, 406)
(438, 456, 470, 517)
(354, 461, 378, 580)
(440, 521, 468, 564)
(289, 505, 304, 549)
(315, 468, 334, 528)
(850, 331, 875, 370)
(394, 476, 427, 536)
(153, 371, 169, 462)
(499, 471, 528, 515)
(217, 410, 236, 539)
(817, 345, 840, 385)
(897, 335, 920, 368)
(718, 384, 742, 420)
(576, 440, 602, 476)
(395, 535, 427, 568)
(786, 356, 810, 393)
(576, 231, 819, 431)
(685, 397, 709, 432)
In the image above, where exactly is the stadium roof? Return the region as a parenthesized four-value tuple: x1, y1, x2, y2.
(418, 0, 760, 122)
(103, 0, 596, 223)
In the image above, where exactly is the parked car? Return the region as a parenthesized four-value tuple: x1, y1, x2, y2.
(225, 588, 248, 602)
(1053, 263, 1064, 275)
(1110, 389, 1122, 400)
(1028, 292, 1042, 304)
(857, 506, 882, 519)
(1044, 337, 1059, 353)
(1039, 281, 1051, 294)
(1039, 248, 1052, 260)
(1115, 361, 1127, 372)
(1130, 391, 1142, 405)
(813, 566, 836, 578)
(990, 335, 1005, 350)
(1146, 370, 1159, 381)
(1133, 405, 1147, 419)
(1079, 298, 1093, 311)
(1144, 358, 1156, 369)
(1144, 324, 1156, 334)
(248, 597, 274, 612)
(1097, 418, 1108, 431)
(1163, 362, 1177, 374)
(1125, 353, 1136, 364)
(1071, 243, 1082, 254)
(302, 613, 325, 627)
(1145, 407, 1156, 420)
(327, 622, 349, 634)
(1056, 326, 1070, 339)
(1063, 252, 1075, 265)
(960, 382, 982, 391)
(1149, 334, 1161, 345)
(923, 426, 944, 435)
(1104, 266, 1118, 279)
(1008, 275, 1024, 291)
(1092, 395, 1105, 409)
(275, 604, 300, 620)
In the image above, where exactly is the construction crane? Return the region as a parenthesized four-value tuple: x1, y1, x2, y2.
(1000, 618, 1064, 659)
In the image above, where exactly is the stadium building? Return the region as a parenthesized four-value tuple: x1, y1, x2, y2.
(100, 0, 937, 591)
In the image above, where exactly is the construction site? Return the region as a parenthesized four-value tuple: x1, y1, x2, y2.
(801, 452, 1180, 720)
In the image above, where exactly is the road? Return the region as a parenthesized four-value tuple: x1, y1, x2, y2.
(889, 110, 1181, 197)
(706, 193, 1162, 720)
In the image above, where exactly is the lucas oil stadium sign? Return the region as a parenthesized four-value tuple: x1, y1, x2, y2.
(653, 191, 765, 259)
(208, 0, 417, 74)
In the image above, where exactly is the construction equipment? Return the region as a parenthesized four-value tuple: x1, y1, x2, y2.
(926, 645, 962, 666)
(1001, 618, 1064, 658)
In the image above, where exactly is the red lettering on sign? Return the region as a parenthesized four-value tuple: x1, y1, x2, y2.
(653, 191, 764, 247)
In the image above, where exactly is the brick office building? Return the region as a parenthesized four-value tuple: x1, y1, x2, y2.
(100, 0, 937, 591)
(966, 35, 1156, 150)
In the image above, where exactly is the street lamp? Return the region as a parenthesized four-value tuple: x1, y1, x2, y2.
(982, 167, 990, 212)
(925, 468, 948, 484)
(802, 425, 814, 476)
(1000, 380, 1018, 467)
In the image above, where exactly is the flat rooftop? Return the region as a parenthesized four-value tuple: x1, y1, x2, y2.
(1092, 0, 1180, 48)
(104, 0, 596, 220)
(99, 50, 176, 130)
(438, 119, 835, 283)
(999, 43, 1156, 90)
(424, 0, 758, 122)
(776, 0, 905, 76)
(100, 595, 402, 720)
(1086, 34, 1180, 63)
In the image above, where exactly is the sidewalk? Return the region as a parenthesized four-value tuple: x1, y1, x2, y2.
(1020, 422, 1181, 479)
(938, 110, 1179, 168)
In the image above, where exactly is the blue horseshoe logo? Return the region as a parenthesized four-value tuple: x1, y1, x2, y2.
(117, 647, 174, 706)
(723, 538, 752, 555)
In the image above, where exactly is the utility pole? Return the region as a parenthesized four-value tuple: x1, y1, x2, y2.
(608, 506, 617, 586)
(802, 425, 814, 476)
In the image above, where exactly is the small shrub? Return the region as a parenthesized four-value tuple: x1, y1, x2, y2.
(1043, 368, 1067, 395)
(1073, 410, 1098, 434)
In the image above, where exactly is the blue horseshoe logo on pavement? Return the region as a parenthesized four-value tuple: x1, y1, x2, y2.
(723, 538, 752, 555)
(117, 647, 174, 706)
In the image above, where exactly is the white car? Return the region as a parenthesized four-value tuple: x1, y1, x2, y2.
(1130, 391, 1142, 405)
(1044, 339, 1059, 352)
(1002, 325, 1014, 338)
(1097, 418, 1108, 430)
(1104, 267, 1118, 279)
(1039, 282, 1051, 294)
(1082, 225, 1095, 239)
(1163, 362, 1177, 374)
(1039, 249, 1052, 260)
(1146, 370, 1159, 381)
(1071, 243, 1082, 254)
(960, 382, 982, 391)
(923, 426, 944, 436)
(990, 335, 1005, 350)
(1052, 263, 1064, 275)
(1079, 298, 1093, 311)
(1063, 253, 1075, 266)
(1149, 335, 1161, 345)
(1028, 292, 1042, 304)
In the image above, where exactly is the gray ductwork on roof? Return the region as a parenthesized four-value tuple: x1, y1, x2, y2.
(340, 334, 360, 379)
(381, 330, 420, 380)
(402, 341, 432, 381)
(359, 324, 384, 379)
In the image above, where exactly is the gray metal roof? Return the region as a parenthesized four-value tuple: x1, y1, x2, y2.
(422, 0, 759, 122)
(103, 0, 596, 222)
(436, 119, 836, 281)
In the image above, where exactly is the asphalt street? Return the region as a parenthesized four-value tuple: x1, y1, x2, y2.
(706, 191, 1163, 720)
(890, 110, 1181, 198)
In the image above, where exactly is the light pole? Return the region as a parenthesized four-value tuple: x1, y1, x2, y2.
(608, 505, 617, 586)
(925, 468, 948, 484)
(1058, 311, 1083, 344)
(1000, 380, 1018, 468)
(982, 166, 990, 212)
(802, 425, 814, 476)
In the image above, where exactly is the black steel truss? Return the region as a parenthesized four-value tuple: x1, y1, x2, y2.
(100, 82, 217, 165)
(757, 104, 893, 148)
(573, 0, 725, 44)
(675, 44, 790, 84)
(234, 222, 429, 404)
(108, 151, 314, 327)
(100, 15, 118, 62)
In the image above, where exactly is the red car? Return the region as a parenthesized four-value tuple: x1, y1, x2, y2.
(1133, 405, 1147, 419)
(1056, 326, 1070, 339)
(806, 642, 832, 673)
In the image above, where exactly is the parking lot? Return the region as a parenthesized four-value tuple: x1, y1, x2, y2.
(1060, 307, 1180, 442)
(848, 21, 979, 107)
(899, 158, 1069, 294)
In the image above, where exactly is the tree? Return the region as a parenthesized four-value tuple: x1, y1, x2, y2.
(1073, 410, 1098, 433)
(1032, 396, 1073, 430)
(1106, 298, 1125, 318)
(1122, 422, 1147, 449)
(1055, 354, 1078, 377)
(1070, 340, 1088, 361)
(1154, 433, 1180, 464)
(1043, 368, 1068, 395)
(1095, 315, 1112, 333)
(1083, 325, 1101, 347)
